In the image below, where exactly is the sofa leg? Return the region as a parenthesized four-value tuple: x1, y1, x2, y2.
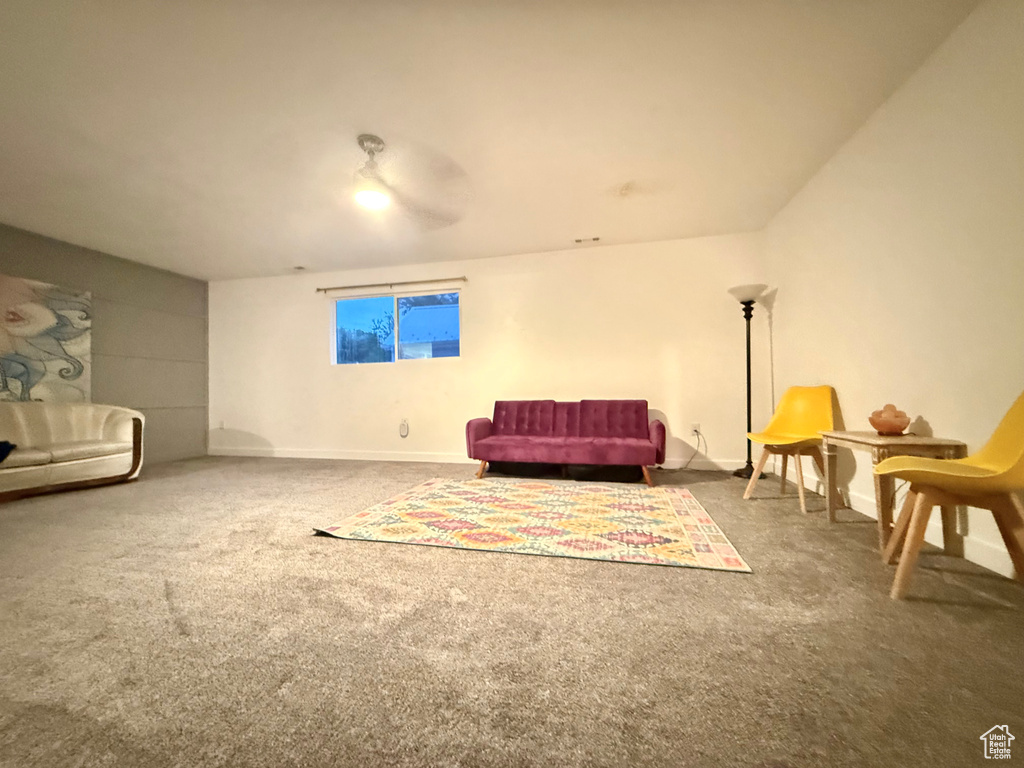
(641, 466, 654, 487)
(475, 460, 488, 479)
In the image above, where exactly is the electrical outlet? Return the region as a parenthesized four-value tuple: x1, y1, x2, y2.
(691, 423, 701, 435)
(399, 419, 409, 438)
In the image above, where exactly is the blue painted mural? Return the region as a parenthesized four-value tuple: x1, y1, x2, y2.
(0, 275, 91, 402)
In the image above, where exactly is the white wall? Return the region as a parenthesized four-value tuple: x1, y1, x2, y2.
(764, 0, 1024, 576)
(209, 234, 771, 469)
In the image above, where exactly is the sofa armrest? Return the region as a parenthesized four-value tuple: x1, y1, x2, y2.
(466, 418, 493, 459)
(102, 408, 145, 479)
(102, 408, 145, 443)
(649, 419, 666, 465)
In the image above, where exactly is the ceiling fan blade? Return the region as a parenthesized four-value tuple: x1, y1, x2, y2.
(377, 177, 463, 230)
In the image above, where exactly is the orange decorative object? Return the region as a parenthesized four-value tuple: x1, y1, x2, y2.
(869, 404, 911, 436)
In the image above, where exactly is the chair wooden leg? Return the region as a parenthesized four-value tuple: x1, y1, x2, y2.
(810, 446, 825, 476)
(743, 447, 770, 499)
(1011, 492, 1024, 518)
(641, 466, 654, 487)
(884, 490, 918, 564)
(475, 460, 487, 479)
(992, 493, 1024, 582)
(890, 492, 935, 599)
(793, 451, 808, 514)
(779, 454, 788, 495)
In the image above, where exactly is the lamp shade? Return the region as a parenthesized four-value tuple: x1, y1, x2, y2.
(727, 284, 768, 303)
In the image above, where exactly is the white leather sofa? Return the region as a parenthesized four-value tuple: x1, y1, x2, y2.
(0, 402, 144, 498)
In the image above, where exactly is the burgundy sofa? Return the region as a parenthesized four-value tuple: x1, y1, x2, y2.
(466, 400, 666, 485)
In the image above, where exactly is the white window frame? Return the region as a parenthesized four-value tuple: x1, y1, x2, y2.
(324, 279, 465, 365)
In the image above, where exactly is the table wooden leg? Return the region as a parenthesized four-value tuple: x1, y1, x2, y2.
(874, 473, 895, 551)
(823, 440, 839, 523)
(940, 505, 964, 558)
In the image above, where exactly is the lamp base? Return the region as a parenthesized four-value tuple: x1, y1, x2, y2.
(732, 464, 766, 480)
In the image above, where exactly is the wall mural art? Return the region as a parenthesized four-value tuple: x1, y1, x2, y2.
(0, 274, 91, 402)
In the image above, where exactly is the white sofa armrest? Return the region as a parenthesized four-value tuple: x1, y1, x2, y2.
(100, 407, 145, 480)
(102, 407, 145, 442)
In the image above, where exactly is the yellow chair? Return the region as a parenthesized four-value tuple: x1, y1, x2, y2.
(875, 390, 1024, 600)
(743, 385, 835, 514)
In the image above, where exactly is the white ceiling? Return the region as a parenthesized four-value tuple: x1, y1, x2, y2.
(0, 0, 979, 281)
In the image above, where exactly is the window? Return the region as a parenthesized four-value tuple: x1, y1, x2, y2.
(334, 295, 395, 364)
(334, 291, 459, 364)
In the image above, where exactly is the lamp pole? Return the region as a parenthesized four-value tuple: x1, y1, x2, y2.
(732, 299, 757, 479)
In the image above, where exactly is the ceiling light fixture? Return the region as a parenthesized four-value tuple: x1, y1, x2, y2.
(354, 134, 392, 210)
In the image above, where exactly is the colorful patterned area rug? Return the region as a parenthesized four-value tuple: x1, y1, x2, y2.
(315, 478, 751, 572)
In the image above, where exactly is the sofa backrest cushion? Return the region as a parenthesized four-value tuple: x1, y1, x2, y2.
(553, 402, 580, 437)
(491, 400, 651, 439)
(580, 400, 650, 438)
(0, 403, 141, 448)
(492, 401, 555, 436)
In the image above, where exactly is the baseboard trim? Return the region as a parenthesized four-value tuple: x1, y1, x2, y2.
(659, 457, 747, 471)
(208, 447, 746, 472)
(961, 538, 1014, 579)
(209, 446, 473, 464)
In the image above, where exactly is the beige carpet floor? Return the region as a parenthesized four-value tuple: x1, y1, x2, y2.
(1, 457, 1022, 768)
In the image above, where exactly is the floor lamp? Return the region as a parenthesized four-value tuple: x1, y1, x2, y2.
(727, 284, 767, 479)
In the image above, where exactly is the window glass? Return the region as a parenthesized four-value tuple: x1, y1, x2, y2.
(334, 296, 395, 364)
(397, 293, 460, 360)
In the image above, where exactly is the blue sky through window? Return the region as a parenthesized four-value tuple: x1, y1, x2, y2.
(334, 292, 459, 364)
(335, 296, 394, 363)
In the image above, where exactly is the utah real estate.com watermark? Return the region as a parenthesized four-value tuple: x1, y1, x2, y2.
(980, 726, 1014, 759)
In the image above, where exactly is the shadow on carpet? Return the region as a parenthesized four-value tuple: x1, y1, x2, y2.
(314, 478, 751, 572)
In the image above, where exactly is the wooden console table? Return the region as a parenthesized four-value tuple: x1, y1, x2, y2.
(820, 431, 968, 554)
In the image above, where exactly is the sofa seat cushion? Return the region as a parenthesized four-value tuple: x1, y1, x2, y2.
(474, 435, 656, 466)
(473, 435, 554, 463)
(47, 440, 133, 463)
(2, 447, 53, 468)
(569, 437, 657, 466)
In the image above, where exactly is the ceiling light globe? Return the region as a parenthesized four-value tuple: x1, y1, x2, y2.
(354, 187, 391, 210)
